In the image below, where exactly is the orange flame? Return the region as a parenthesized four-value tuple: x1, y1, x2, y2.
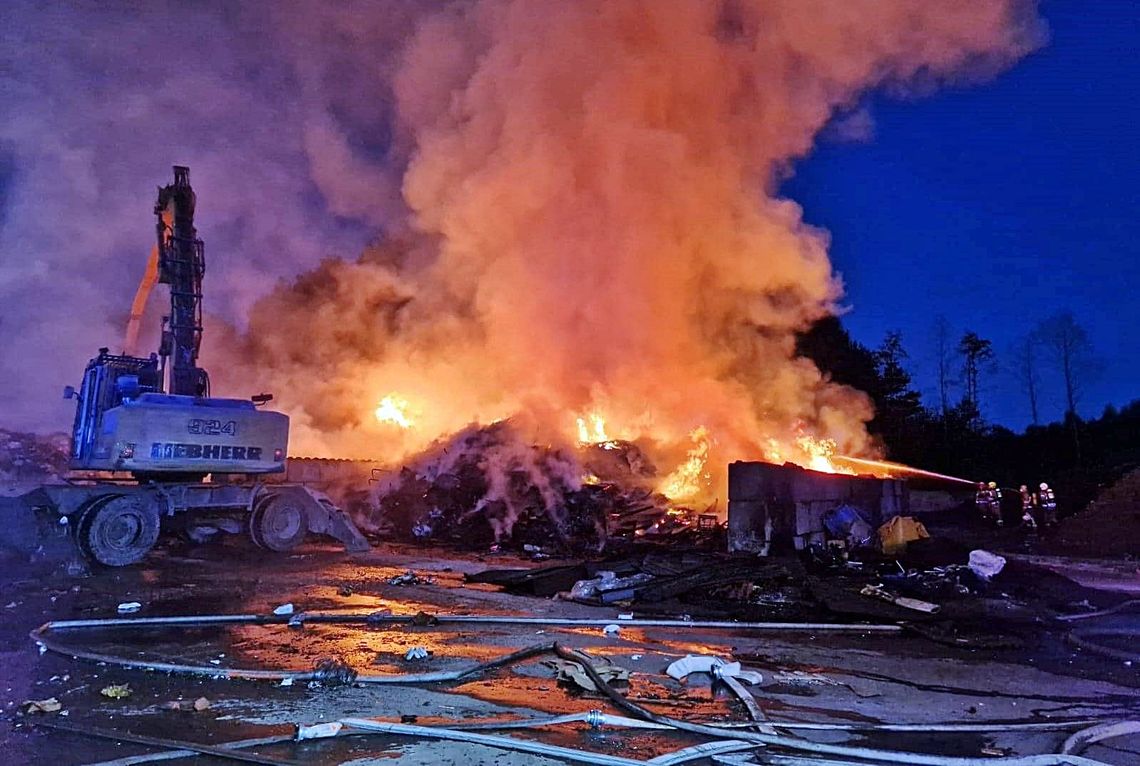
(658, 426, 712, 501)
(374, 394, 415, 429)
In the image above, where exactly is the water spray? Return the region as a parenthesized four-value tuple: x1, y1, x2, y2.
(833, 456, 976, 486)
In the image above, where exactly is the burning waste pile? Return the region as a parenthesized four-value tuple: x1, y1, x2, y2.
(362, 421, 720, 555)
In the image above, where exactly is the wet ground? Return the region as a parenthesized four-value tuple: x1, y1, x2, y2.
(2, 536, 1139, 765)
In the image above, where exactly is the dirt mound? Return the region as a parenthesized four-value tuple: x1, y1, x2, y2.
(1047, 468, 1140, 558)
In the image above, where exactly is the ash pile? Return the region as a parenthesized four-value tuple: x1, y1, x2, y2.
(363, 422, 721, 555)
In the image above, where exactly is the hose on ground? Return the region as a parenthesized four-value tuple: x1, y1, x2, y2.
(38, 615, 1119, 766)
(1061, 719, 1140, 755)
(30, 610, 897, 684)
(550, 644, 1113, 766)
(1055, 599, 1140, 623)
(33, 621, 556, 684)
(453, 710, 672, 731)
(79, 710, 1114, 766)
(1065, 627, 1140, 664)
(33, 720, 297, 766)
(35, 611, 903, 632)
(81, 735, 289, 766)
(318, 719, 763, 766)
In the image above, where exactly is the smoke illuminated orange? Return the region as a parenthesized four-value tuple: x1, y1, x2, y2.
(218, 1, 1043, 513)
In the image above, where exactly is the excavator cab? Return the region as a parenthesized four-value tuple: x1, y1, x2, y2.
(68, 349, 163, 468)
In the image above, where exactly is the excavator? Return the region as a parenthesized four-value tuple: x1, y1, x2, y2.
(15, 166, 369, 565)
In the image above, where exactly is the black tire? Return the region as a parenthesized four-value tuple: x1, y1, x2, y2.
(78, 495, 160, 567)
(249, 493, 308, 552)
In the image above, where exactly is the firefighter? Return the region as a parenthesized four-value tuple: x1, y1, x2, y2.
(1038, 482, 1058, 526)
(1019, 484, 1037, 529)
(975, 482, 991, 522)
(988, 481, 1004, 527)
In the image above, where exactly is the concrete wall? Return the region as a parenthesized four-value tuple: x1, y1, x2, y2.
(728, 461, 908, 553)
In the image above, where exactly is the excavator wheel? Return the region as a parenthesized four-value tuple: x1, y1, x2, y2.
(249, 493, 307, 552)
(77, 494, 161, 567)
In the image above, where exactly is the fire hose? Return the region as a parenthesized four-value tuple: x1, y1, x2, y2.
(31, 611, 899, 685)
(33, 614, 1126, 766)
(1057, 599, 1140, 664)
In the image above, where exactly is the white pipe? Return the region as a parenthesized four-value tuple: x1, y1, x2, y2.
(457, 711, 672, 731)
(1061, 720, 1140, 755)
(647, 741, 760, 765)
(39, 612, 902, 633)
(334, 718, 746, 766)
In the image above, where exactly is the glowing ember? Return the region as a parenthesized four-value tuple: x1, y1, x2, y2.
(374, 394, 415, 429)
(659, 426, 712, 500)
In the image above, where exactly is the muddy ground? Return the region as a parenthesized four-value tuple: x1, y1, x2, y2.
(1, 534, 1139, 766)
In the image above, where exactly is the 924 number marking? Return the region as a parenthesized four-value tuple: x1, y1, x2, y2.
(187, 419, 237, 436)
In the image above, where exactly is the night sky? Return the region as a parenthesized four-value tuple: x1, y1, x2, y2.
(783, 0, 1139, 429)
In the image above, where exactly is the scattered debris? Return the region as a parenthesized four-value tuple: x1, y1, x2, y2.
(602, 623, 621, 636)
(665, 655, 763, 685)
(100, 684, 131, 699)
(23, 698, 62, 714)
(968, 550, 1007, 581)
(860, 584, 941, 614)
(272, 602, 295, 616)
(472, 551, 809, 619)
(161, 697, 211, 712)
(387, 570, 434, 586)
(116, 601, 142, 614)
(545, 657, 630, 693)
(404, 646, 432, 661)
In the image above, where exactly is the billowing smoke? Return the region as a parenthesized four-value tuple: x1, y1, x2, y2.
(221, 0, 1045, 501)
(1, 1, 1044, 503)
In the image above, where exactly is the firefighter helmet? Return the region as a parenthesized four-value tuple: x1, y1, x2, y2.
(988, 481, 997, 489)
(1039, 482, 1049, 491)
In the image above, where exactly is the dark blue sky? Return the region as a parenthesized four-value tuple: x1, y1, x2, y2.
(782, 0, 1139, 430)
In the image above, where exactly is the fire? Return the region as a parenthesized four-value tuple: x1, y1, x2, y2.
(794, 433, 855, 475)
(374, 394, 415, 429)
(658, 426, 712, 501)
(576, 412, 609, 444)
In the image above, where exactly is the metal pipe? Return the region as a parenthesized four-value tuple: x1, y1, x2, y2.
(37, 611, 902, 633)
(332, 719, 684, 766)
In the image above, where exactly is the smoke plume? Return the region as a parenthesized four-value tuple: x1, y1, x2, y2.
(0, 1, 1045, 501)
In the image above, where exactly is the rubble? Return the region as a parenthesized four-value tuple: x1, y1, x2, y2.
(23, 698, 62, 714)
(387, 570, 435, 586)
(366, 422, 722, 554)
(545, 656, 630, 693)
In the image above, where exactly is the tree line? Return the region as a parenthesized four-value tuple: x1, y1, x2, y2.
(796, 312, 1134, 511)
